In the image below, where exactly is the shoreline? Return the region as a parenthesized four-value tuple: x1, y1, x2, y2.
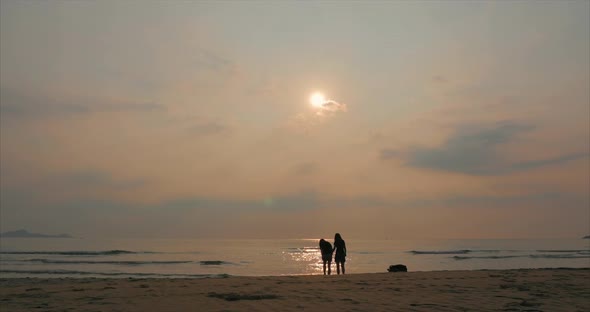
(1, 266, 589, 279)
(2, 268, 589, 311)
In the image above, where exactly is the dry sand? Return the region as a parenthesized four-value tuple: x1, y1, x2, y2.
(1, 269, 589, 311)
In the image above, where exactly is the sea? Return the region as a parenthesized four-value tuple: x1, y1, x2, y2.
(1, 238, 588, 278)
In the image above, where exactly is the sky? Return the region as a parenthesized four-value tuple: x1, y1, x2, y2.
(1, 0, 588, 239)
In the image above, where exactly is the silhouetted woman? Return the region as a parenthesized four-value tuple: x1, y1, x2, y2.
(334, 233, 346, 274)
(319, 239, 333, 275)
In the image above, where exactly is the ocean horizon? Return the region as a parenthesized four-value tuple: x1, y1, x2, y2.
(1, 238, 588, 278)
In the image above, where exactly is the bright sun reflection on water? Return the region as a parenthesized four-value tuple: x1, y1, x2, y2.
(282, 247, 324, 275)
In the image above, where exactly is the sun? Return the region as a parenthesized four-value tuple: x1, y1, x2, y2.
(310, 92, 326, 107)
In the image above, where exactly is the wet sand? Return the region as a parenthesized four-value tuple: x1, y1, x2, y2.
(1, 268, 588, 311)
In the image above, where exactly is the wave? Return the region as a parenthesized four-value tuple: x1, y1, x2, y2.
(410, 250, 471, 255)
(454, 254, 590, 260)
(410, 249, 517, 255)
(0, 250, 154, 256)
(0, 269, 229, 278)
(530, 254, 590, 259)
(453, 255, 524, 260)
(354, 251, 385, 255)
(536, 250, 590, 253)
(15, 259, 193, 265)
(199, 260, 235, 265)
(0, 258, 236, 266)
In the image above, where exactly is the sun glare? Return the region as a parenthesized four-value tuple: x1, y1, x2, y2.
(310, 92, 326, 107)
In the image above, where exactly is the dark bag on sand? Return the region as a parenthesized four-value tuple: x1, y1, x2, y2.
(388, 264, 408, 272)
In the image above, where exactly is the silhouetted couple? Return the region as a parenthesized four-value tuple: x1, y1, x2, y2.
(318, 233, 346, 275)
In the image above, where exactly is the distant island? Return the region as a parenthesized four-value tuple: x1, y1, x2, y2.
(0, 229, 73, 238)
(584, 235, 590, 239)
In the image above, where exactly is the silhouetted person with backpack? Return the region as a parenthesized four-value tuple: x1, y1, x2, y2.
(334, 233, 346, 274)
(319, 239, 333, 275)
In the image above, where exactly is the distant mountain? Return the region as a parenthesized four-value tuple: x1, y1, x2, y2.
(583, 235, 590, 239)
(0, 229, 73, 238)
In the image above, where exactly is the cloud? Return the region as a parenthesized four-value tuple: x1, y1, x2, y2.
(291, 162, 317, 176)
(0, 167, 148, 204)
(197, 50, 236, 73)
(261, 191, 319, 211)
(437, 192, 589, 208)
(189, 120, 231, 136)
(432, 75, 447, 83)
(509, 153, 589, 171)
(51, 171, 147, 190)
(382, 121, 588, 175)
(163, 191, 320, 212)
(288, 98, 348, 132)
(407, 121, 533, 175)
(314, 100, 347, 116)
(379, 149, 400, 160)
(0, 87, 165, 119)
(0, 189, 322, 229)
(3, 179, 587, 238)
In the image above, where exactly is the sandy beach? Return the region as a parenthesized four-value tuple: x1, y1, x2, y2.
(1, 268, 588, 311)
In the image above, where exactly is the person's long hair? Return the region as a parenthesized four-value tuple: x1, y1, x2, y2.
(334, 233, 343, 243)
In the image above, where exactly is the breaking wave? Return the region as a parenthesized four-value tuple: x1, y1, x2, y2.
(453, 253, 590, 260)
(529, 254, 590, 259)
(536, 250, 590, 254)
(0, 250, 154, 256)
(18, 259, 193, 265)
(410, 250, 472, 255)
(0, 269, 229, 278)
(199, 260, 236, 265)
